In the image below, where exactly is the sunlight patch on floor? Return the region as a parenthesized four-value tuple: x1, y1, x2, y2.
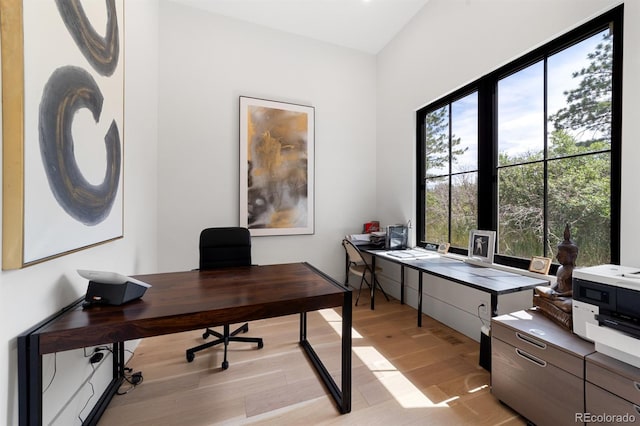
(318, 309, 363, 338)
(353, 346, 452, 409)
(319, 309, 456, 409)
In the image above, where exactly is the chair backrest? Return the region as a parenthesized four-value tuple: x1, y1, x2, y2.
(342, 238, 366, 266)
(199, 227, 252, 270)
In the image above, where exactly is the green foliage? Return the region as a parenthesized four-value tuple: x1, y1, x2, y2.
(423, 33, 612, 266)
(549, 33, 612, 146)
(424, 107, 467, 176)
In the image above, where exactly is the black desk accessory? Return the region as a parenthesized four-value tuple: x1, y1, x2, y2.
(78, 270, 151, 307)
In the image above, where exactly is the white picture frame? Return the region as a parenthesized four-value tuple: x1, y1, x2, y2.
(468, 230, 496, 264)
(239, 96, 315, 236)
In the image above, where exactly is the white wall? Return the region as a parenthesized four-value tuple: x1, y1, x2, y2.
(5, 0, 640, 423)
(0, 1, 159, 424)
(377, 0, 638, 258)
(156, 1, 378, 278)
(375, 0, 640, 323)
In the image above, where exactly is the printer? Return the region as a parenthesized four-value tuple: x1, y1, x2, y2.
(573, 264, 640, 367)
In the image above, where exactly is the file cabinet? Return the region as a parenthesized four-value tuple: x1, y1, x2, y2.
(491, 309, 594, 426)
(585, 352, 640, 425)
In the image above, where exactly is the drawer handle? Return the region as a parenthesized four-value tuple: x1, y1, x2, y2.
(635, 381, 640, 392)
(516, 332, 547, 349)
(635, 404, 640, 415)
(515, 348, 547, 367)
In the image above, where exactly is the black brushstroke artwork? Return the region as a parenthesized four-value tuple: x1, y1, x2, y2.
(39, 66, 121, 226)
(55, 0, 119, 76)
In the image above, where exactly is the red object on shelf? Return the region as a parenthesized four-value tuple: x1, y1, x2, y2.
(363, 221, 380, 233)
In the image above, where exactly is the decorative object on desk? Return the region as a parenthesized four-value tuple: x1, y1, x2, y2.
(529, 256, 552, 275)
(239, 96, 315, 236)
(363, 221, 380, 233)
(437, 242, 450, 254)
(533, 223, 578, 330)
(555, 223, 578, 294)
(2, 0, 125, 270)
(467, 230, 496, 263)
(386, 224, 408, 250)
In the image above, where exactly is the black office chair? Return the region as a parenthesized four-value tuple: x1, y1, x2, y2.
(185, 227, 264, 370)
(342, 239, 390, 306)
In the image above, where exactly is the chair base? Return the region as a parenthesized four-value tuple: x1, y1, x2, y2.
(186, 323, 263, 369)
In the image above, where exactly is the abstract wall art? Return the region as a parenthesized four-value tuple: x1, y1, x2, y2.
(239, 96, 315, 236)
(1, 0, 124, 269)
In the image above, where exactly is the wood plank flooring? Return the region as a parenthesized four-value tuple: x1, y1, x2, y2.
(98, 291, 525, 425)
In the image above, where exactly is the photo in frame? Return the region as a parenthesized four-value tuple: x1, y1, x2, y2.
(468, 230, 496, 264)
(437, 242, 450, 254)
(1, 0, 125, 269)
(529, 256, 552, 275)
(239, 96, 315, 236)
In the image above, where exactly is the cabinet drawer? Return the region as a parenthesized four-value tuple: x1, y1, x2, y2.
(492, 319, 584, 377)
(585, 382, 640, 424)
(492, 338, 584, 426)
(587, 352, 640, 405)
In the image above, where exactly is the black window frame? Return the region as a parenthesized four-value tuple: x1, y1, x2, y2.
(416, 5, 623, 271)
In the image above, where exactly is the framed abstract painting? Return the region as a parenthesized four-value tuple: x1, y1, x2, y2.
(239, 96, 315, 236)
(1, 0, 124, 269)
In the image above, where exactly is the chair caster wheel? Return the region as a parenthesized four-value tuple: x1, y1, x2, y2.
(222, 361, 229, 370)
(186, 352, 194, 362)
(258, 341, 264, 349)
(241, 324, 249, 333)
(202, 332, 209, 339)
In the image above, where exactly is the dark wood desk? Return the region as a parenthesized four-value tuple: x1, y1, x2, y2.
(362, 249, 548, 326)
(18, 262, 352, 425)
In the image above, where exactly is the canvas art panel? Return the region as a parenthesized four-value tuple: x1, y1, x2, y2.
(1, 0, 125, 269)
(239, 96, 315, 236)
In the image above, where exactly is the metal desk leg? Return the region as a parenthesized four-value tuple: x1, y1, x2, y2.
(299, 290, 352, 414)
(370, 255, 376, 310)
(418, 272, 423, 327)
(400, 265, 405, 305)
(491, 293, 498, 317)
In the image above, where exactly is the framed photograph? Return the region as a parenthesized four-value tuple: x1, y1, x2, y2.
(468, 230, 496, 264)
(529, 256, 552, 275)
(239, 96, 315, 236)
(2, 0, 124, 269)
(437, 242, 450, 254)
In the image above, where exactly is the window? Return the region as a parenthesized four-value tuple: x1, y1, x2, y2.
(423, 93, 478, 248)
(417, 6, 622, 269)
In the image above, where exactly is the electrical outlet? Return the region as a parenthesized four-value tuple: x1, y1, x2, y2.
(89, 352, 104, 364)
(478, 300, 489, 316)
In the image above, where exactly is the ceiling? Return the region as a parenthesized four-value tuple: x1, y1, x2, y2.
(169, 0, 429, 54)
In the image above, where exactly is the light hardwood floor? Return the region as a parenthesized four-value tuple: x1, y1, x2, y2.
(98, 290, 525, 425)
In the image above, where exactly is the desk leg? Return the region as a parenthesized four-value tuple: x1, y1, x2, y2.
(18, 333, 43, 426)
(370, 256, 376, 310)
(491, 293, 498, 318)
(299, 291, 352, 414)
(418, 272, 423, 327)
(400, 266, 405, 305)
(344, 252, 350, 287)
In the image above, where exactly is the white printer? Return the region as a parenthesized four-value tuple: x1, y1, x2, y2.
(573, 264, 640, 367)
